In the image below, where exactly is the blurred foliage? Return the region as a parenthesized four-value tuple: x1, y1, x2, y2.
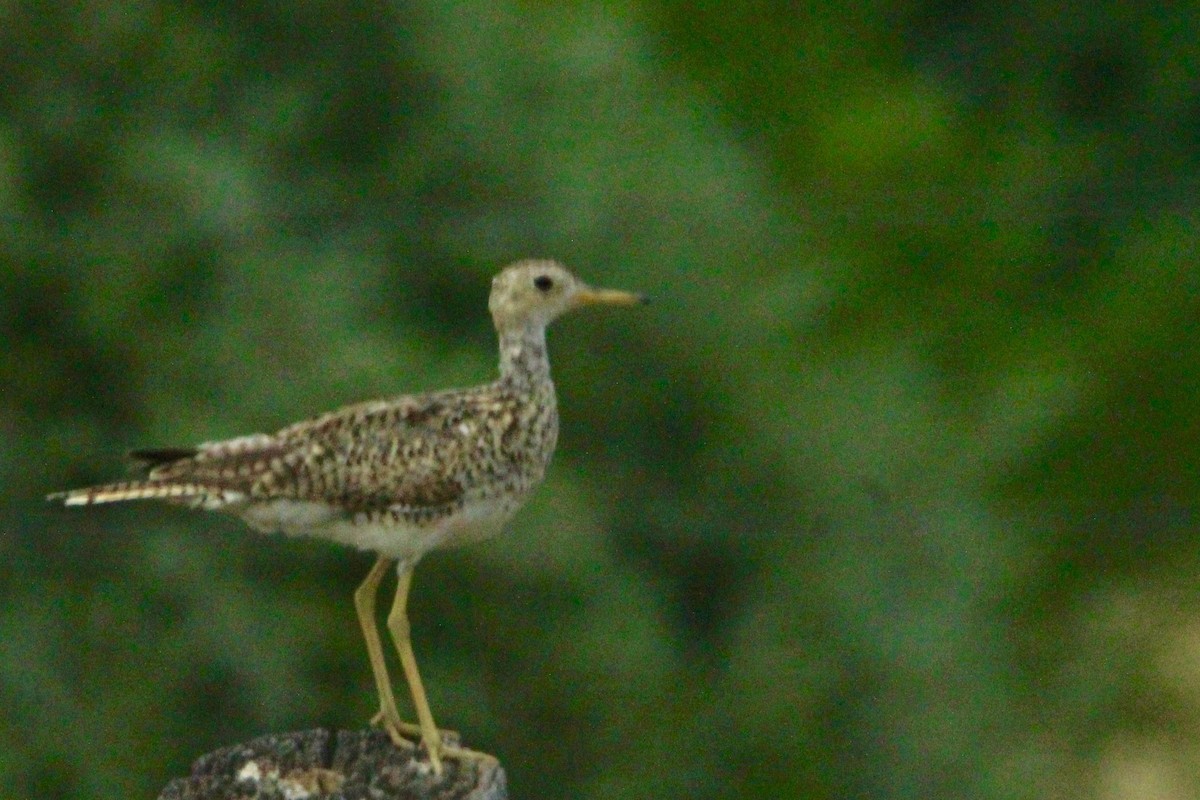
(3, 1, 1200, 799)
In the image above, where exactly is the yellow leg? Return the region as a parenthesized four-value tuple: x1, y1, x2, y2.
(387, 562, 445, 774)
(353, 555, 420, 746)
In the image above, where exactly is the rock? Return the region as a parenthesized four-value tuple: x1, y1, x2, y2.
(158, 729, 507, 800)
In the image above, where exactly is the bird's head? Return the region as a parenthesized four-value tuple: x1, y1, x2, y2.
(489, 260, 645, 332)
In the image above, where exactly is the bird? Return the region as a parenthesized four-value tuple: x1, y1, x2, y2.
(48, 259, 646, 775)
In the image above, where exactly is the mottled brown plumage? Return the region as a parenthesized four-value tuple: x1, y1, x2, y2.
(49, 259, 645, 775)
(66, 382, 557, 558)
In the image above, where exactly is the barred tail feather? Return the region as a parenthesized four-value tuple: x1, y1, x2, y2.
(47, 481, 242, 509)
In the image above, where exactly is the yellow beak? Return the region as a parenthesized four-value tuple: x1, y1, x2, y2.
(574, 286, 649, 307)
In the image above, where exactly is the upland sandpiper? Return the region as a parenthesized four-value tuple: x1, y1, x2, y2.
(48, 260, 645, 774)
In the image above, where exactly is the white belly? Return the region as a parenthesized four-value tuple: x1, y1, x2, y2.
(236, 496, 519, 563)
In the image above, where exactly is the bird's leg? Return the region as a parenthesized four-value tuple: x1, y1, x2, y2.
(353, 555, 421, 745)
(386, 562, 450, 775)
(381, 570, 498, 776)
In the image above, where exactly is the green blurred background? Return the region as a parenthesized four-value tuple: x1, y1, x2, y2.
(4, 1, 1200, 798)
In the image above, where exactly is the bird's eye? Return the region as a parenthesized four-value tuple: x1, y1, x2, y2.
(533, 275, 554, 292)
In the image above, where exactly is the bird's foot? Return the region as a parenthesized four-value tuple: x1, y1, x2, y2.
(369, 708, 424, 742)
(415, 739, 498, 778)
(440, 742, 500, 767)
(371, 710, 481, 776)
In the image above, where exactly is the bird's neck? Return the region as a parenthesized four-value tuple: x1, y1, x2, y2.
(497, 324, 552, 387)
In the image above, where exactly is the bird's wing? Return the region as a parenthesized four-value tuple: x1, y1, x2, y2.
(260, 393, 481, 512)
(50, 390, 496, 511)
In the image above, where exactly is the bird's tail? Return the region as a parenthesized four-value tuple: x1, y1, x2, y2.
(47, 481, 220, 507)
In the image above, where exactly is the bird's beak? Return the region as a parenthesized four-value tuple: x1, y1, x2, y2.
(573, 286, 649, 307)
